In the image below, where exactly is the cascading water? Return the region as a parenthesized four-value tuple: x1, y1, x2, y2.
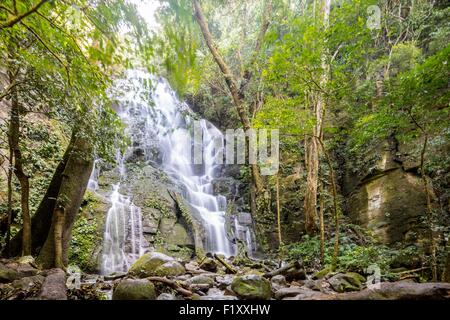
(94, 70, 256, 274)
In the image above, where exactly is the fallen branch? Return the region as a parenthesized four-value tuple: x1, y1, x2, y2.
(214, 253, 237, 274)
(263, 260, 302, 278)
(306, 282, 450, 300)
(395, 267, 429, 275)
(147, 276, 193, 297)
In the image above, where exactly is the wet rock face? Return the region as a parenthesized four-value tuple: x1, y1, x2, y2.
(80, 161, 200, 271)
(344, 140, 428, 244)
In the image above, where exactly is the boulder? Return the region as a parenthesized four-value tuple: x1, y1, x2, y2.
(39, 268, 67, 300)
(216, 275, 234, 289)
(0, 264, 19, 283)
(154, 261, 185, 277)
(112, 278, 156, 300)
(199, 295, 238, 300)
(128, 252, 185, 277)
(328, 272, 366, 293)
(276, 287, 322, 300)
(186, 275, 215, 288)
(271, 275, 287, 291)
(199, 258, 218, 272)
(313, 267, 334, 280)
(11, 275, 45, 291)
(231, 274, 272, 300)
(157, 293, 177, 300)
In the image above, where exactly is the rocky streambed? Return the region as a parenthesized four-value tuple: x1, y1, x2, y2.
(1, 253, 450, 300)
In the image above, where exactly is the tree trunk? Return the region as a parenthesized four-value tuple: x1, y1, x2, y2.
(319, 182, 325, 263)
(4, 142, 14, 256)
(8, 133, 75, 256)
(303, 0, 330, 235)
(8, 72, 31, 256)
(443, 238, 450, 282)
(37, 134, 93, 269)
(192, 0, 265, 193)
(276, 174, 282, 247)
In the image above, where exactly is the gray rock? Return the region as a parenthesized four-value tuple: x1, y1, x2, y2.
(157, 293, 177, 300)
(275, 286, 318, 299)
(11, 275, 45, 291)
(199, 258, 217, 272)
(271, 275, 287, 290)
(0, 264, 19, 283)
(327, 272, 366, 293)
(216, 275, 233, 289)
(199, 295, 239, 300)
(186, 274, 215, 288)
(39, 268, 67, 300)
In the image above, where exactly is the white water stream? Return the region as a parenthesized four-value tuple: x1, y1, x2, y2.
(89, 70, 255, 275)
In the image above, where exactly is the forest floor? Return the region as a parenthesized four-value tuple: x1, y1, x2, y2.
(1, 253, 450, 300)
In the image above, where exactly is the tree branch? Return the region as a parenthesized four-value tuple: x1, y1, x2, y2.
(0, 0, 49, 29)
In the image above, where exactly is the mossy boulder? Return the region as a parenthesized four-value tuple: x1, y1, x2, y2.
(128, 252, 185, 277)
(112, 278, 156, 300)
(154, 261, 185, 277)
(313, 266, 334, 280)
(231, 274, 272, 300)
(328, 272, 366, 293)
(0, 264, 19, 283)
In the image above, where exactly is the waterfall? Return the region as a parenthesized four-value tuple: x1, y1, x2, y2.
(94, 70, 256, 274)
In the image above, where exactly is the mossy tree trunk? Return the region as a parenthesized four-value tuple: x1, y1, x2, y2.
(37, 134, 93, 269)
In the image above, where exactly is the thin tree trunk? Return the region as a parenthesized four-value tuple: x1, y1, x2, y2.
(276, 174, 282, 246)
(313, 135, 339, 269)
(4, 144, 14, 256)
(303, 0, 330, 235)
(319, 182, 325, 263)
(419, 135, 437, 281)
(192, 0, 264, 193)
(8, 72, 31, 256)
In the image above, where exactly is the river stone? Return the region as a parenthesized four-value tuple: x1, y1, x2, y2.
(275, 286, 318, 299)
(328, 272, 366, 293)
(128, 252, 184, 277)
(199, 295, 239, 300)
(281, 287, 323, 300)
(112, 278, 156, 300)
(199, 257, 217, 272)
(154, 261, 185, 277)
(271, 275, 287, 291)
(216, 275, 234, 289)
(157, 292, 177, 300)
(0, 264, 19, 283)
(231, 274, 272, 300)
(186, 275, 215, 288)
